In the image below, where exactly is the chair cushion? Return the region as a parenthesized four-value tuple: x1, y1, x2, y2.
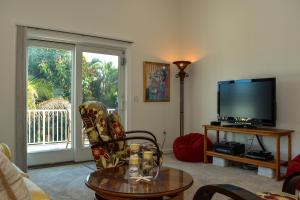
(80, 102, 129, 169)
(108, 112, 125, 139)
(108, 112, 128, 158)
(79, 101, 111, 144)
(0, 151, 31, 200)
(173, 133, 212, 162)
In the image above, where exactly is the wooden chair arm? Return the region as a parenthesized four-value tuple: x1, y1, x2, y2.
(125, 130, 157, 142)
(193, 184, 263, 200)
(91, 136, 162, 166)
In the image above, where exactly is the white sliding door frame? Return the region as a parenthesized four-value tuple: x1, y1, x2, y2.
(16, 26, 133, 166)
(15, 25, 28, 171)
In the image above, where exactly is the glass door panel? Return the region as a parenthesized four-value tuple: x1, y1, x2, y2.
(26, 40, 74, 166)
(74, 46, 124, 161)
(81, 52, 119, 146)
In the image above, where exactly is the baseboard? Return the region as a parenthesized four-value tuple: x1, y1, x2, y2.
(162, 148, 173, 154)
(28, 160, 93, 169)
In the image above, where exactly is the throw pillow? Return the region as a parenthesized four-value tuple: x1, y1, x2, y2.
(0, 143, 12, 160)
(0, 152, 31, 200)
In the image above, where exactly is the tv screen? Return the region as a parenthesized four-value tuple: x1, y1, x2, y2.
(218, 78, 276, 126)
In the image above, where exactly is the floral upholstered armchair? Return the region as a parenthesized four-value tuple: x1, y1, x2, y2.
(79, 101, 162, 170)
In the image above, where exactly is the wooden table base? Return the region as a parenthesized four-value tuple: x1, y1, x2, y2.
(95, 193, 184, 200)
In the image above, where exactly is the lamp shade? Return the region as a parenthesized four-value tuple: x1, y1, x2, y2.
(173, 61, 191, 71)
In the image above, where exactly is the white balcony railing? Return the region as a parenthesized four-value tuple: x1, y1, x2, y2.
(27, 109, 71, 145)
(27, 108, 116, 146)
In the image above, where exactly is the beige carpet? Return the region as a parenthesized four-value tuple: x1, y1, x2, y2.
(28, 154, 282, 200)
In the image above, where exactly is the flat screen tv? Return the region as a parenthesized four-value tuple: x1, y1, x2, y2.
(218, 78, 276, 127)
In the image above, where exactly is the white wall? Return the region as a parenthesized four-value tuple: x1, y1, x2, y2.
(180, 0, 300, 158)
(2, 0, 299, 161)
(0, 0, 181, 159)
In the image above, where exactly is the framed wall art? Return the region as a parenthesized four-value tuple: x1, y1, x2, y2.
(143, 61, 170, 102)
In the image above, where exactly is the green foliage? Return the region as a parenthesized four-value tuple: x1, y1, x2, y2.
(28, 46, 118, 109)
(27, 79, 54, 109)
(28, 47, 72, 103)
(82, 57, 118, 108)
(27, 81, 38, 109)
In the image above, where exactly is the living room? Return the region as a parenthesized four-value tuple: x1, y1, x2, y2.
(1, 0, 300, 199)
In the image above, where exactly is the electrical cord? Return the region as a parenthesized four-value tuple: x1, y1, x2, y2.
(246, 135, 255, 152)
(255, 135, 267, 152)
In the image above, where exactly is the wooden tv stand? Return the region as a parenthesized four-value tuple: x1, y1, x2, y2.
(203, 125, 294, 181)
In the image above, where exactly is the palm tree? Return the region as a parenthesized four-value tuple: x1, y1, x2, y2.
(27, 81, 38, 109)
(27, 78, 54, 108)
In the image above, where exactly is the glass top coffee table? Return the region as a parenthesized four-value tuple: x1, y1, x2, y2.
(85, 165, 193, 200)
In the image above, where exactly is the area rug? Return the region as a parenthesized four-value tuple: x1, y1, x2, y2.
(29, 154, 282, 200)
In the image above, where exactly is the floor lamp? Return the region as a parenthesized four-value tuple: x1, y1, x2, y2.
(173, 61, 191, 136)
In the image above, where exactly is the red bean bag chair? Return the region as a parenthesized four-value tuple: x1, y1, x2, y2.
(173, 133, 212, 162)
(286, 154, 300, 190)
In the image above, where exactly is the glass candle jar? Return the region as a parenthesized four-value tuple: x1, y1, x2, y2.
(142, 151, 154, 177)
(130, 143, 140, 157)
(129, 155, 140, 178)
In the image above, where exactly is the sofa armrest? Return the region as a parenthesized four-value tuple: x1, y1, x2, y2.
(11, 163, 30, 178)
(0, 143, 29, 178)
(23, 177, 51, 200)
(193, 184, 263, 200)
(0, 143, 50, 199)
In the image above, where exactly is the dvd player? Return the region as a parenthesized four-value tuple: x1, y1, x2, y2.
(245, 150, 274, 161)
(213, 141, 245, 155)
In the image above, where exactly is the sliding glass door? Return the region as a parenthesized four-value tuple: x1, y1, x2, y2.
(26, 41, 125, 165)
